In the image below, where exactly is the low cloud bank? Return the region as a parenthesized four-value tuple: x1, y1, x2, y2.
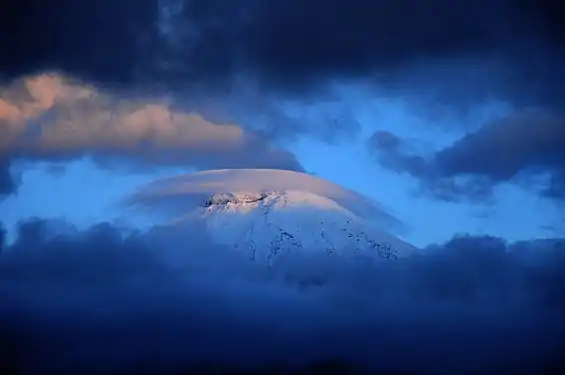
(1, 218, 564, 374)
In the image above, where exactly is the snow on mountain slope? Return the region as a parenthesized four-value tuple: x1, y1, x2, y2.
(196, 190, 416, 263)
(127, 169, 417, 264)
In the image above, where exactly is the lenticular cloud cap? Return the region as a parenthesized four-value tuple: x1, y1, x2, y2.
(126, 169, 405, 231)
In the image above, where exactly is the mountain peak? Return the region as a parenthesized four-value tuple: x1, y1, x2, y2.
(202, 191, 271, 207)
(191, 189, 417, 264)
(201, 190, 353, 216)
(127, 169, 418, 264)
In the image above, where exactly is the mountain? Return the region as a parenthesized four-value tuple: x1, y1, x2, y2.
(127, 169, 418, 264)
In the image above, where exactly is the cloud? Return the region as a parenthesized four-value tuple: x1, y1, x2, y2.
(125, 169, 405, 231)
(0, 222, 5, 251)
(0, 73, 304, 195)
(2, 1, 564, 133)
(368, 110, 565, 201)
(1, 217, 565, 374)
(1, 1, 560, 86)
(0, 158, 17, 195)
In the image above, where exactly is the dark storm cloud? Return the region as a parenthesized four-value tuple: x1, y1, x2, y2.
(1, 217, 565, 374)
(2, 0, 564, 102)
(369, 110, 565, 201)
(176, 0, 511, 86)
(0, 0, 160, 85)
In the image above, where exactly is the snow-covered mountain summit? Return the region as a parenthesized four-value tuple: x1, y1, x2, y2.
(197, 189, 416, 263)
(127, 169, 417, 264)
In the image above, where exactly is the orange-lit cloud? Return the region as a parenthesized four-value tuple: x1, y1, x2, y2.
(0, 73, 304, 194)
